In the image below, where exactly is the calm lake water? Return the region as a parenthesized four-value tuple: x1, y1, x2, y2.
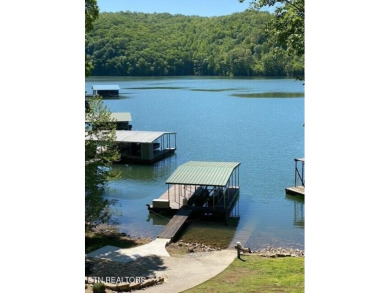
(85, 76, 305, 250)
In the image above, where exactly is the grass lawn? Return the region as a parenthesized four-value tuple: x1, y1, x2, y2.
(182, 256, 304, 293)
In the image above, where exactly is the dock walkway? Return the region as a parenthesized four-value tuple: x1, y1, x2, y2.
(285, 186, 305, 196)
(286, 158, 305, 196)
(158, 208, 192, 240)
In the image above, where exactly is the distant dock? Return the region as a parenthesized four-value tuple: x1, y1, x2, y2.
(285, 158, 305, 196)
(91, 84, 120, 98)
(148, 161, 241, 241)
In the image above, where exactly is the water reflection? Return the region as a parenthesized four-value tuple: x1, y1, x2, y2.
(231, 92, 304, 98)
(112, 155, 178, 182)
(123, 86, 187, 90)
(178, 218, 240, 248)
(285, 194, 305, 228)
(190, 88, 242, 92)
(146, 212, 170, 226)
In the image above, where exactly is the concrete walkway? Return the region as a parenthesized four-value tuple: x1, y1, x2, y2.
(87, 238, 171, 262)
(86, 239, 236, 293)
(142, 250, 236, 293)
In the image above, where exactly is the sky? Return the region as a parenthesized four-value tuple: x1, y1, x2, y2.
(97, 0, 273, 17)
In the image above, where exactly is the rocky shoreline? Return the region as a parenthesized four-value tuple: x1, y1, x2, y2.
(85, 227, 304, 292)
(167, 240, 304, 257)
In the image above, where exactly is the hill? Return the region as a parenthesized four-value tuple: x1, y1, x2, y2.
(86, 11, 304, 77)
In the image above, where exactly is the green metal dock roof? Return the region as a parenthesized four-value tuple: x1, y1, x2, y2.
(166, 161, 240, 187)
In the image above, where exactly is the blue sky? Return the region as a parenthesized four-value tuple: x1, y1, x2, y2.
(97, 0, 272, 17)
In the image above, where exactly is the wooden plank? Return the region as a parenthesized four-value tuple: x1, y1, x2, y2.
(158, 208, 192, 239)
(285, 186, 305, 196)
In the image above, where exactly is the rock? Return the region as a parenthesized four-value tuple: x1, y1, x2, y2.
(105, 282, 130, 291)
(142, 279, 157, 288)
(188, 248, 195, 253)
(276, 253, 291, 257)
(128, 282, 142, 291)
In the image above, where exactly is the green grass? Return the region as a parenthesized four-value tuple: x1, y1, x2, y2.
(182, 256, 304, 293)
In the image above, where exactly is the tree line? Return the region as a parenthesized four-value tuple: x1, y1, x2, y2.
(86, 11, 304, 77)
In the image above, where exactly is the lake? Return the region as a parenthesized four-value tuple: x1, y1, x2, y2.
(85, 76, 305, 250)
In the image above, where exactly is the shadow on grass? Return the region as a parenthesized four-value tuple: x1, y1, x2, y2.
(86, 254, 167, 279)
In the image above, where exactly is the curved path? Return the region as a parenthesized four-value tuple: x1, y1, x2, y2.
(87, 239, 236, 293)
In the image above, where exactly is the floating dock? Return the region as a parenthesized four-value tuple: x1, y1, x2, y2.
(110, 112, 132, 130)
(285, 185, 304, 196)
(91, 84, 120, 98)
(149, 161, 241, 241)
(114, 130, 176, 164)
(85, 112, 132, 130)
(285, 158, 305, 196)
(86, 130, 177, 164)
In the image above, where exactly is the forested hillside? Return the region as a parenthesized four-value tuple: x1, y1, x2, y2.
(86, 11, 304, 77)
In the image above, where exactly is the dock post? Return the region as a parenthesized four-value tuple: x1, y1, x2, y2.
(236, 242, 241, 259)
(294, 159, 297, 187)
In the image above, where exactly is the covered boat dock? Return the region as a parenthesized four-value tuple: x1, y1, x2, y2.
(151, 161, 241, 241)
(85, 112, 132, 131)
(86, 130, 176, 164)
(92, 85, 120, 98)
(114, 130, 176, 163)
(150, 161, 241, 221)
(110, 112, 132, 130)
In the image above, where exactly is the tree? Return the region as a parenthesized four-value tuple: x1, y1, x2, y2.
(85, 0, 99, 77)
(85, 0, 99, 34)
(240, 0, 304, 57)
(85, 1, 119, 229)
(240, 0, 304, 79)
(85, 96, 120, 228)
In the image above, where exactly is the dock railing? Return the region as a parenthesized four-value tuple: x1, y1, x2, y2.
(294, 158, 305, 187)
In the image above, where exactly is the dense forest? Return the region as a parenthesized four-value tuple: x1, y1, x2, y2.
(86, 11, 304, 77)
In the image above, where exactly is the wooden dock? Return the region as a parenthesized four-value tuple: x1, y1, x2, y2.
(149, 161, 242, 240)
(285, 186, 305, 196)
(158, 208, 192, 240)
(155, 185, 196, 210)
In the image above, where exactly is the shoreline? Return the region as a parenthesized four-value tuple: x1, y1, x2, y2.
(86, 224, 304, 256)
(85, 226, 304, 292)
